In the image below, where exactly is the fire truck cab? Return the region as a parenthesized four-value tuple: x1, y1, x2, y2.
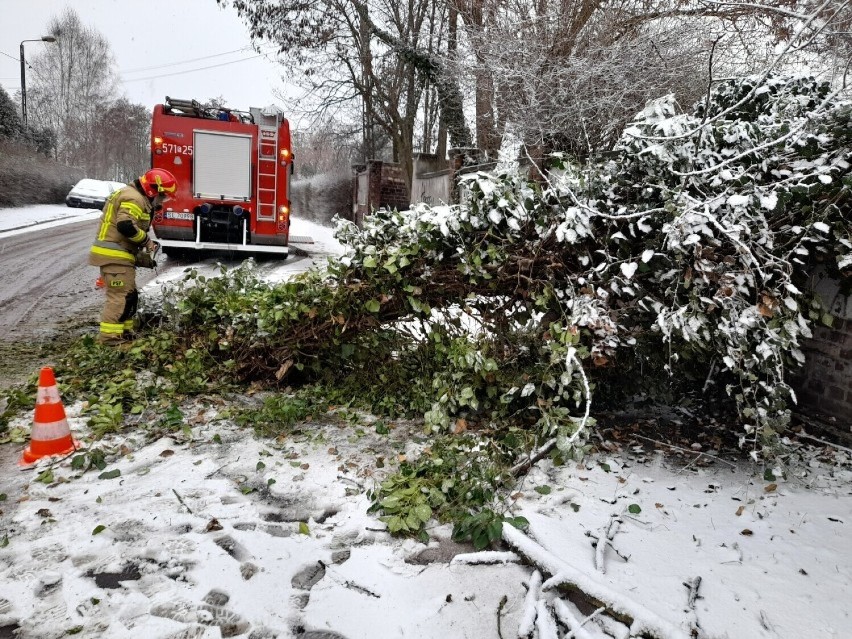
(150, 97, 292, 256)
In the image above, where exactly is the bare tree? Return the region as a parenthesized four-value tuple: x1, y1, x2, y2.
(89, 99, 150, 182)
(25, 7, 119, 173)
(225, 0, 470, 189)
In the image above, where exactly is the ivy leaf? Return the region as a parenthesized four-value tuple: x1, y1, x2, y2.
(212, 434, 222, 444)
(256, 461, 266, 472)
(534, 485, 551, 495)
(298, 522, 310, 535)
(98, 469, 121, 480)
(92, 525, 106, 536)
(628, 504, 642, 514)
(365, 299, 381, 313)
(35, 469, 54, 484)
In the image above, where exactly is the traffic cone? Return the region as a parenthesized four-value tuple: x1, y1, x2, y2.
(95, 276, 104, 289)
(19, 367, 78, 467)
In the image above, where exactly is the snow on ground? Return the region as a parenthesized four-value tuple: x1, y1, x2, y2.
(1, 399, 850, 639)
(0, 204, 101, 237)
(1, 204, 851, 638)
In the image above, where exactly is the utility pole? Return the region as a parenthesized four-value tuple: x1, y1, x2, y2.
(20, 35, 57, 129)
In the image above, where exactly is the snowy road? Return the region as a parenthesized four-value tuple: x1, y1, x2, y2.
(0, 204, 343, 343)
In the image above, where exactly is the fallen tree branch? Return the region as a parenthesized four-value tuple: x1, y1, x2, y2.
(510, 438, 557, 477)
(503, 523, 691, 639)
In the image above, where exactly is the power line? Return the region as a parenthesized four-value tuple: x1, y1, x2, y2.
(121, 46, 259, 74)
(120, 53, 275, 83)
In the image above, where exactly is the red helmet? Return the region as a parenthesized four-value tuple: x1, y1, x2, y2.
(139, 168, 177, 198)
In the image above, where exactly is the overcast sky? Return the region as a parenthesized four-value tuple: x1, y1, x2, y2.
(0, 0, 296, 116)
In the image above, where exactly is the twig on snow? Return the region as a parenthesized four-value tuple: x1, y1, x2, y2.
(502, 523, 691, 639)
(517, 569, 542, 637)
(683, 576, 702, 610)
(791, 430, 852, 455)
(536, 599, 560, 639)
(510, 438, 557, 477)
(632, 434, 737, 468)
(337, 475, 366, 489)
(553, 599, 600, 639)
(172, 489, 193, 514)
(591, 516, 622, 574)
(496, 595, 508, 639)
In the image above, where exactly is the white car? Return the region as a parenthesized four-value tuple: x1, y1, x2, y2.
(65, 179, 125, 209)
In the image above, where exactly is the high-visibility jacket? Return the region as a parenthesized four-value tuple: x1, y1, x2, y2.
(88, 183, 153, 267)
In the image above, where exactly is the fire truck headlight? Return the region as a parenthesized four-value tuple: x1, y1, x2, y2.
(280, 149, 291, 160)
(154, 136, 163, 145)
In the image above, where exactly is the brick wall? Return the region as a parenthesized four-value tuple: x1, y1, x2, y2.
(351, 160, 410, 226)
(792, 270, 852, 430)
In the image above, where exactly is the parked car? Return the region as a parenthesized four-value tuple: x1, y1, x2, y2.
(65, 179, 123, 209)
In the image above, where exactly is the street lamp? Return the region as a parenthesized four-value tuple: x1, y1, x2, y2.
(20, 35, 57, 129)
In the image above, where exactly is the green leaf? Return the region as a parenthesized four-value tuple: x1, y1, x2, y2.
(267, 478, 276, 487)
(599, 462, 612, 473)
(240, 486, 254, 494)
(363, 255, 377, 268)
(763, 469, 776, 481)
(473, 531, 490, 550)
(98, 469, 121, 480)
(628, 504, 642, 514)
(92, 525, 106, 535)
(0, 535, 8, 548)
(0, 493, 6, 501)
(70, 455, 86, 470)
(508, 517, 529, 530)
(365, 299, 381, 313)
(534, 485, 551, 495)
(66, 626, 84, 635)
(212, 434, 222, 444)
(487, 520, 503, 542)
(298, 522, 310, 535)
(35, 469, 54, 484)
(414, 504, 432, 523)
(375, 421, 389, 435)
(256, 461, 266, 472)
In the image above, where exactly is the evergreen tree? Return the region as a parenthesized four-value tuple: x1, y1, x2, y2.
(0, 86, 23, 140)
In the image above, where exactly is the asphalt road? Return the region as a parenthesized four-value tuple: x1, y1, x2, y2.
(0, 217, 156, 341)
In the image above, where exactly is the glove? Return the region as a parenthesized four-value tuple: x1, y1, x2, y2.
(136, 252, 157, 269)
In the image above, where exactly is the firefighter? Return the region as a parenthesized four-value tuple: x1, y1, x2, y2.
(89, 168, 177, 344)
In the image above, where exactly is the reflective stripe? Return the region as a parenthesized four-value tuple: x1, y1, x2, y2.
(30, 418, 72, 441)
(36, 385, 61, 405)
(130, 228, 146, 243)
(91, 245, 135, 263)
(100, 322, 125, 335)
(120, 201, 149, 222)
(98, 193, 120, 241)
(123, 320, 135, 330)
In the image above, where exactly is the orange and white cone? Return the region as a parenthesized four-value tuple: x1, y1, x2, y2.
(19, 367, 78, 467)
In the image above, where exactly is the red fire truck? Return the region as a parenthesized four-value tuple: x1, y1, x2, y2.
(149, 97, 292, 256)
